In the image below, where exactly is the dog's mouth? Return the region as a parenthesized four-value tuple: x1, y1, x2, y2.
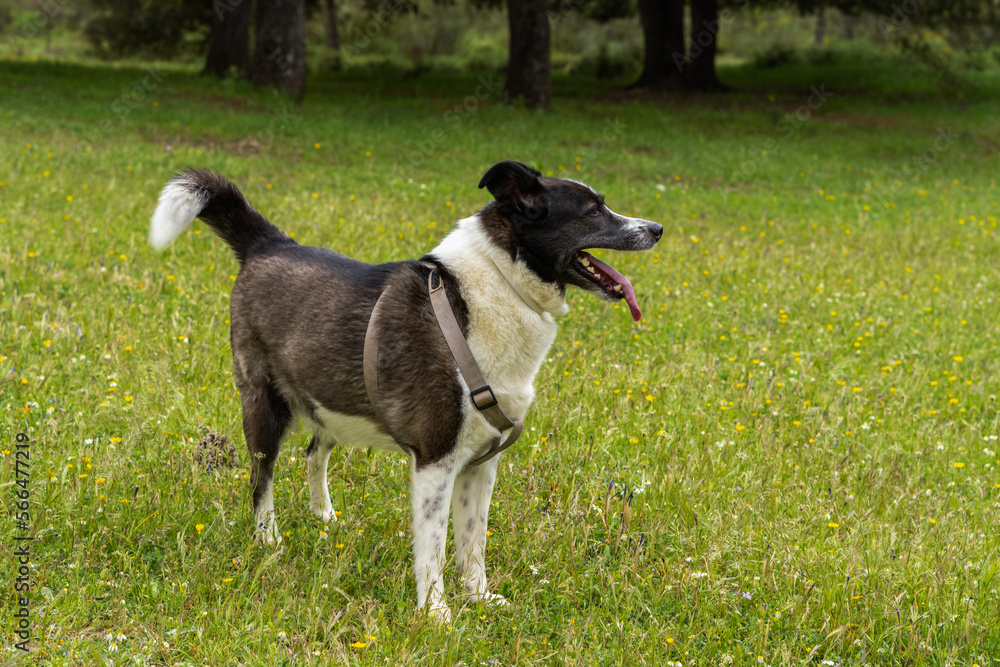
(570, 251, 642, 321)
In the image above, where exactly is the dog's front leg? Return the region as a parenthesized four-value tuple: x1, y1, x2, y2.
(452, 456, 507, 605)
(410, 460, 457, 623)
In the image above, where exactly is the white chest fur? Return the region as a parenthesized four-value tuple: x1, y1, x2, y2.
(431, 216, 565, 422)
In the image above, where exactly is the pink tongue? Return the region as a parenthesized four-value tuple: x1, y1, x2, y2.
(585, 254, 642, 321)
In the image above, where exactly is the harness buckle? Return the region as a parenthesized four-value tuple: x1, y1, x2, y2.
(428, 269, 444, 293)
(470, 385, 499, 411)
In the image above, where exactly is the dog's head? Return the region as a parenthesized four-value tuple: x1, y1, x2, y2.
(478, 160, 663, 321)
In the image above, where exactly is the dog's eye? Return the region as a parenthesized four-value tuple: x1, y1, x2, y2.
(588, 205, 601, 216)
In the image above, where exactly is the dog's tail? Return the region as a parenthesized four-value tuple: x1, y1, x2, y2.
(149, 169, 288, 264)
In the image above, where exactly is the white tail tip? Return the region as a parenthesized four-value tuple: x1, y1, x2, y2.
(149, 176, 208, 250)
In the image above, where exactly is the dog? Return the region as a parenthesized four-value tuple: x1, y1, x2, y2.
(149, 161, 662, 621)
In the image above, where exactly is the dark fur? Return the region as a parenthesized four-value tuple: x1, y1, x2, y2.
(183, 170, 289, 265)
(477, 164, 657, 295)
(228, 246, 473, 499)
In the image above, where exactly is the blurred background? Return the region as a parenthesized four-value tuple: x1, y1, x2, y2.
(2, 0, 999, 103)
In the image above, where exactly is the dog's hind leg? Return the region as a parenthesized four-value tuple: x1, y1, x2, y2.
(242, 381, 292, 545)
(410, 458, 459, 622)
(305, 434, 336, 523)
(452, 456, 507, 605)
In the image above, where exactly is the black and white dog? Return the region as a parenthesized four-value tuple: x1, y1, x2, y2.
(149, 161, 661, 621)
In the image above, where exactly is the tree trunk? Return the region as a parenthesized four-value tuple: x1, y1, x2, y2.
(815, 7, 826, 45)
(505, 0, 551, 109)
(204, 0, 251, 78)
(634, 0, 685, 90)
(324, 0, 340, 50)
(684, 0, 726, 91)
(253, 0, 307, 102)
(844, 14, 855, 40)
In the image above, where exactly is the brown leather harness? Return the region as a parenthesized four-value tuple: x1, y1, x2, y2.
(363, 268, 524, 467)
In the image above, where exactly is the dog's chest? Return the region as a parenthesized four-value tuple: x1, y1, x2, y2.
(465, 307, 558, 420)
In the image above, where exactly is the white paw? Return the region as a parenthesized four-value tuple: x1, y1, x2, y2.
(426, 604, 452, 624)
(309, 504, 334, 523)
(255, 521, 282, 546)
(470, 591, 509, 606)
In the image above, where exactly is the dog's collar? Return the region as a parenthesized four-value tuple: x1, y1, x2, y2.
(489, 255, 546, 317)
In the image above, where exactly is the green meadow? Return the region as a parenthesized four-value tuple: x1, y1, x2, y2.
(1, 49, 1000, 666)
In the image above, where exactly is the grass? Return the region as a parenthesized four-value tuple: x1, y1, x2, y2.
(1, 46, 1000, 666)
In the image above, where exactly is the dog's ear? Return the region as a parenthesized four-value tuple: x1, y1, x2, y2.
(478, 160, 545, 220)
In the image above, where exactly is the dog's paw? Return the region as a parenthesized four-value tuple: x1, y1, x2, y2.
(470, 591, 509, 607)
(418, 596, 452, 624)
(427, 605, 453, 624)
(255, 522, 282, 546)
(309, 504, 335, 523)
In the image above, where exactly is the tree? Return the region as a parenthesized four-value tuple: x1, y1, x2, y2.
(684, 0, 727, 91)
(791, 0, 1000, 40)
(83, 0, 209, 59)
(634, 0, 685, 90)
(204, 0, 251, 78)
(323, 0, 340, 50)
(253, 0, 307, 102)
(505, 0, 551, 109)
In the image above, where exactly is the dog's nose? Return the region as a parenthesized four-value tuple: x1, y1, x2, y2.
(648, 222, 663, 241)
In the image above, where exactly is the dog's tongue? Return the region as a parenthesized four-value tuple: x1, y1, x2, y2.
(586, 254, 642, 321)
